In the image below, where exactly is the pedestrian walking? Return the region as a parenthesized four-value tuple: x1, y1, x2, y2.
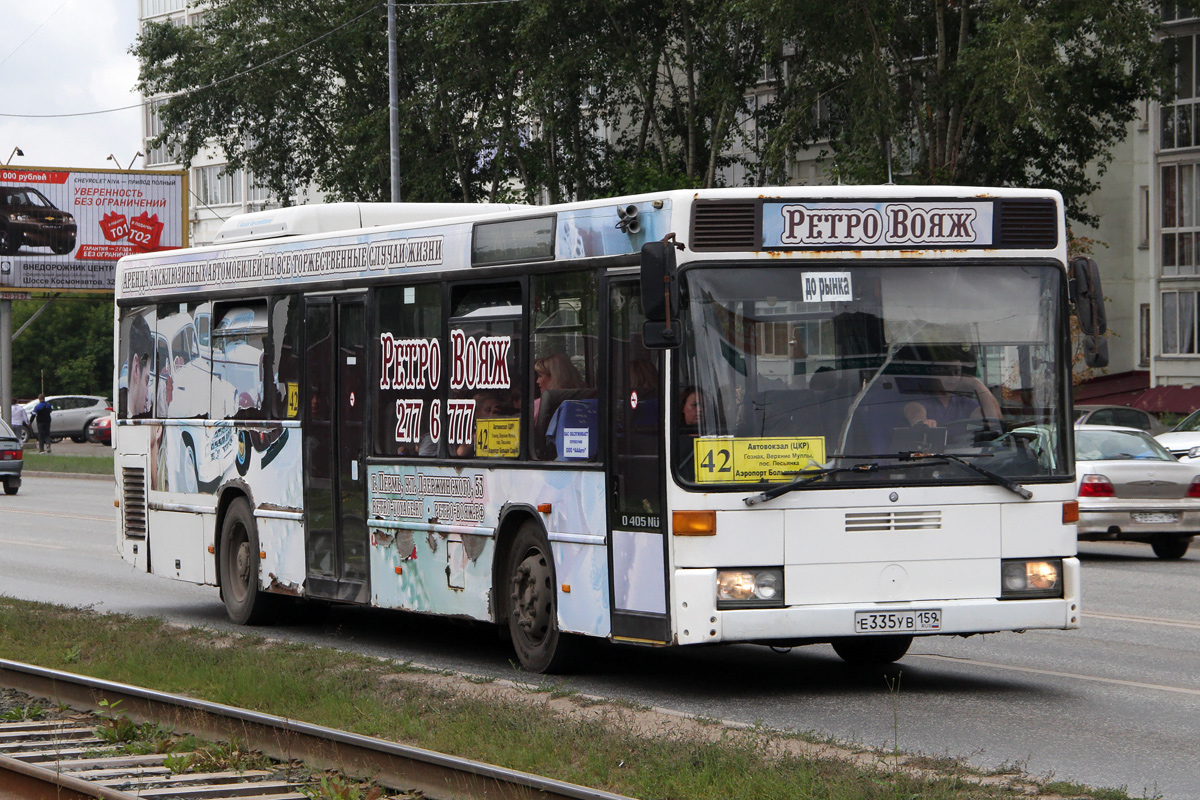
(8, 401, 32, 445)
(32, 394, 52, 454)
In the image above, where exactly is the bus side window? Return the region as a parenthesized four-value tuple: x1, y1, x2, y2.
(376, 284, 443, 457)
(119, 306, 156, 420)
(211, 301, 269, 420)
(154, 302, 210, 420)
(271, 295, 304, 421)
(530, 270, 599, 461)
(448, 282, 523, 460)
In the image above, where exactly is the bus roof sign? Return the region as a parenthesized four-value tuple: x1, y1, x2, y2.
(762, 201, 994, 249)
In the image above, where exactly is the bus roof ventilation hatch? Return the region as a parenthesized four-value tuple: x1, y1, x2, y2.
(213, 202, 527, 244)
(996, 198, 1058, 249)
(690, 200, 758, 251)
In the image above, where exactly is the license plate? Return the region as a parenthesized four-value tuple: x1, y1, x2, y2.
(1132, 512, 1180, 524)
(854, 609, 941, 634)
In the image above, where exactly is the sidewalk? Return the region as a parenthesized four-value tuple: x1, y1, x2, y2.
(23, 438, 115, 480)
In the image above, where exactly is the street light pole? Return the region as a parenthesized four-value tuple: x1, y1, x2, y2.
(107, 152, 143, 170)
(1, 300, 11, 427)
(388, 0, 401, 202)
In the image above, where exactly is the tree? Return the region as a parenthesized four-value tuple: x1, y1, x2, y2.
(135, 1, 399, 202)
(755, 0, 1172, 225)
(134, 0, 774, 203)
(10, 298, 114, 400)
(135, 0, 1169, 221)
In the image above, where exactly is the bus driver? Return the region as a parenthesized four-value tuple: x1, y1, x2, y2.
(903, 348, 1000, 429)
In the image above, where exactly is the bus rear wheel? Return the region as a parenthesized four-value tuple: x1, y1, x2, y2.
(831, 635, 912, 666)
(219, 498, 278, 625)
(506, 521, 574, 673)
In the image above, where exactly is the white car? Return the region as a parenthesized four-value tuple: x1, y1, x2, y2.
(1076, 425, 1200, 559)
(23, 395, 111, 443)
(1154, 407, 1200, 461)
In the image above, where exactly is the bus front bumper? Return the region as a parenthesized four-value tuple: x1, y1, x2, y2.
(672, 556, 1081, 646)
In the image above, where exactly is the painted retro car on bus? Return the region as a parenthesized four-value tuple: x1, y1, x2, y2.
(211, 305, 267, 412)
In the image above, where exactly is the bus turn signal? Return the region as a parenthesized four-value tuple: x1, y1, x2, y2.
(673, 510, 716, 536)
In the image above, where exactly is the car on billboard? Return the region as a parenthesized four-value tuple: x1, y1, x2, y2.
(0, 186, 77, 255)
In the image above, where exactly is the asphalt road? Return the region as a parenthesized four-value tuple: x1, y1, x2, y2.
(2, 474, 1198, 799)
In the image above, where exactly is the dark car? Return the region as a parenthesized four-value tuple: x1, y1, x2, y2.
(1074, 404, 1166, 435)
(0, 186, 77, 255)
(0, 418, 23, 495)
(86, 414, 112, 446)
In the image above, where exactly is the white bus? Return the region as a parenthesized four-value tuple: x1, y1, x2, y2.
(114, 187, 1104, 672)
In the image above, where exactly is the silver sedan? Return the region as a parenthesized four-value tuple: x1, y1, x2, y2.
(1075, 425, 1200, 559)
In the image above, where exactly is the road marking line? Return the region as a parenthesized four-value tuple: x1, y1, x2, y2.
(916, 653, 1200, 696)
(0, 538, 67, 551)
(1085, 610, 1200, 630)
(0, 508, 112, 522)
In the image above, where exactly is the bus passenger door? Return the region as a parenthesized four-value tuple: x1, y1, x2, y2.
(607, 279, 670, 644)
(303, 296, 370, 603)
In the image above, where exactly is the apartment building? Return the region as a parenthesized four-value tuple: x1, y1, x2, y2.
(1073, 7, 1200, 415)
(138, 0, 318, 247)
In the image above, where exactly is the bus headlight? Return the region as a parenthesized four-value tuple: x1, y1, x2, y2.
(716, 568, 784, 608)
(1000, 559, 1063, 599)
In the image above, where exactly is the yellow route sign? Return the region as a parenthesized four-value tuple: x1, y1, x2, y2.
(693, 436, 826, 484)
(476, 417, 520, 458)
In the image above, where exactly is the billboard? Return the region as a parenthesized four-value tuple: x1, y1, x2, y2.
(0, 166, 187, 293)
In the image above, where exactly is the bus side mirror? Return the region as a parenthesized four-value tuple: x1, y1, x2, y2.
(641, 240, 680, 349)
(1071, 257, 1108, 368)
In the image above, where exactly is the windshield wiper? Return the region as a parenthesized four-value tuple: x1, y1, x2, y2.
(743, 450, 1032, 506)
(926, 452, 1032, 498)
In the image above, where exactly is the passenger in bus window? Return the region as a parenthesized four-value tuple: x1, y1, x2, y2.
(126, 314, 154, 418)
(457, 390, 505, 457)
(532, 352, 584, 419)
(680, 385, 702, 430)
(532, 354, 588, 460)
(676, 385, 704, 481)
(630, 357, 658, 393)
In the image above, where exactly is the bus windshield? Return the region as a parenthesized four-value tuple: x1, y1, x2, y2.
(676, 262, 1070, 488)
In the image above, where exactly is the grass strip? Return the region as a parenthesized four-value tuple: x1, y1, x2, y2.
(21, 453, 114, 474)
(0, 598, 1145, 800)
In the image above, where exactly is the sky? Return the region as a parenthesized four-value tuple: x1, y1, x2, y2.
(0, 0, 143, 172)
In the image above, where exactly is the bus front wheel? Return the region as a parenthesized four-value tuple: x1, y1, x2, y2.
(506, 521, 574, 673)
(219, 498, 277, 625)
(831, 635, 912, 666)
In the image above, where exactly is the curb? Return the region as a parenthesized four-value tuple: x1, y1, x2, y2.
(22, 471, 113, 482)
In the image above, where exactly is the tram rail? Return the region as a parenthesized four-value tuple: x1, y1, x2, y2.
(0, 658, 633, 800)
